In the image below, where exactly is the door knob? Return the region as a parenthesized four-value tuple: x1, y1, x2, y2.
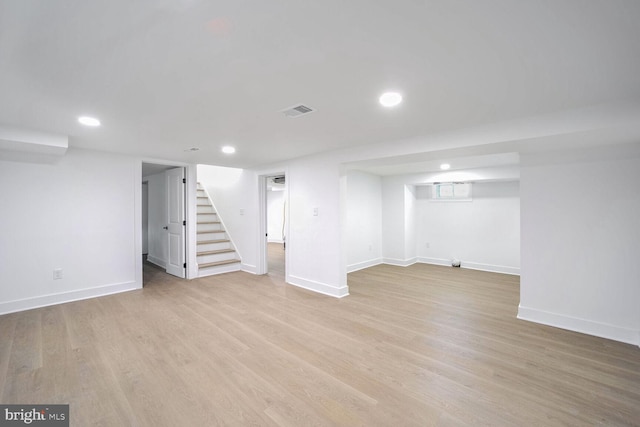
(163, 226, 168, 230)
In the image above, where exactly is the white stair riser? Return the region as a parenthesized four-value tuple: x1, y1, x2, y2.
(197, 252, 237, 264)
(198, 262, 241, 277)
(197, 222, 223, 232)
(197, 241, 231, 251)
(197, 213, 218, 221)
(197, 206, 215, 214)
(197, 231, 227, 241)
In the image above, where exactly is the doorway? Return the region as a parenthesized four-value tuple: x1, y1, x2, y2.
(142, 163, 187, 282)
(259, 173, 287, 279)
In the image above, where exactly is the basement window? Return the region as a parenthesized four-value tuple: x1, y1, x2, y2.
(431, 183, 472, 201)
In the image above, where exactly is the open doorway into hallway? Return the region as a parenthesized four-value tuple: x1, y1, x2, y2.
(142, 162, 187, 284)
(260, 173, 287, 280)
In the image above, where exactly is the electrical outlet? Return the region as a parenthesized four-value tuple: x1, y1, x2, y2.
(369, 245, 373, 251)
(53, 268, 63, 280)
(239, 208, 245, 216)
(313, 207, 319, 216)
(425, 242, 430, 248)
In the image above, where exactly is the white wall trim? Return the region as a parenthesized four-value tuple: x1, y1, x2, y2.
(462, 261, 520, 275)
(147, 255, 166, 269)
(0, 281, 139, 316)
(416, 257, 520, 275)
(241, 263, 259, 275)
(517, 305, 640, 346)
(347, 258, 383, 273)
(416, 256, 451, 267)
(287, 275, 349, 298)
(382, 257, 417, 267)
(267, 239, 285, 244)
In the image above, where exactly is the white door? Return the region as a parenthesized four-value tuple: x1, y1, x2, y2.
(165, 168, 185, 278)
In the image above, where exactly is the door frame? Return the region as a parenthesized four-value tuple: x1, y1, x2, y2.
(257, 170, 289, 277)
(136, 159, 197, 286)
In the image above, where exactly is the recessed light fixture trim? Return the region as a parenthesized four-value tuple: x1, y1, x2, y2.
(221, 146, 236, 154)
(78, 116, 101, 127)
(440, 163, 451, 170)
(379, 92, 402, 107)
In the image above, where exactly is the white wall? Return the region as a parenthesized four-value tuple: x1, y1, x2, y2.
(267, 189, 286, 243)
(146, 171, 167, 268)
(0, 148, 140, 314)
(345, 171, 382, 272)
(404, 185, 417, 262)
(416, 181, 521, 274)
(519, 153, 640, 345)
(197, 165, 259, 273)
(378, 169, 521, 268)
(381, 175, 409, 264)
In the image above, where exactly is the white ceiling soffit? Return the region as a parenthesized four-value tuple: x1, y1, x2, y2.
(1, 1, 640, 168)
(349, 152, 520, 176)
(0, 125, 68, 160)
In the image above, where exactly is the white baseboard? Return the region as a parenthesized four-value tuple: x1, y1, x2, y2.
(416, 256, 451, 267)
(241, 263, 259, 275)
(518, 305, 640, 346)
(0, 281, 140, 316)
(417, 257, 520, 275)
(382, 257, 417, 267)
(461, 261, 520, 275)
(147, 255, 166, 269)
(287, 275, 349, 298)
(347, 258, 383, 273)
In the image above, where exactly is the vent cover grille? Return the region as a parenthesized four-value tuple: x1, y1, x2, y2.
(281, 104, 315, 118)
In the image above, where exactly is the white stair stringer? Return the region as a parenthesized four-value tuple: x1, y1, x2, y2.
(196, 183, 241, 277)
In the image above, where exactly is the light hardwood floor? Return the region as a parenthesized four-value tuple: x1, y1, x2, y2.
(1, 259, 639, 426)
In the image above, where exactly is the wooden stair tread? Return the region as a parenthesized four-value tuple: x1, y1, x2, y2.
(198, 259, 240, 268)
(197, 230, 225, 234)
(197, 221, 221, 224)
(197, 239, 230, 244)
(197, 249, 235, 256)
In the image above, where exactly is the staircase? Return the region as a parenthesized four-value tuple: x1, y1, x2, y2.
(196, 183, 241, 277)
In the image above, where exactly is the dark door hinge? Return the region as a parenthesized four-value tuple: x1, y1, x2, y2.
(183, 263, 186, 268)
(182, 178, 186, 184)
(183, 220, 186, 226)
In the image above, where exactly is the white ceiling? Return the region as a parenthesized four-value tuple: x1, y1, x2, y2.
(1, 0, 640, 169)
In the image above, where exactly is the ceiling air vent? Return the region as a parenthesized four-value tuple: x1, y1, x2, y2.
(281, 104, 315, 118)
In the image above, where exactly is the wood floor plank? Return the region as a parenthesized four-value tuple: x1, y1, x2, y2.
(1, 250, 639, 426)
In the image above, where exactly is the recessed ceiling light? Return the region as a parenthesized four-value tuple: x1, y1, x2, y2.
(379, 92, 402, 107)
(221, 146, 236, 154)
(78, 116, 101, 127)
(440, 163, 451, 170)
